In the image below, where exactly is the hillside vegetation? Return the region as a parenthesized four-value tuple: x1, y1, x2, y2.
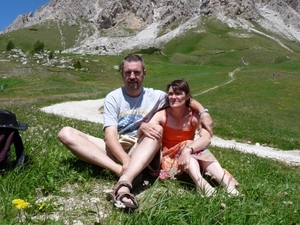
(0, 19, 94, 52)
(0, 18, 300, 224)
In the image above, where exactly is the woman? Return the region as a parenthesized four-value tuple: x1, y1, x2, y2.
(140, 79, 239, 196)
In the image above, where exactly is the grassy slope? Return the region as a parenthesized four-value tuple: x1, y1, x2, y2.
(0, 19, 94, 51)
(0, 17, 300, 224)
(147, 18, 300, 149)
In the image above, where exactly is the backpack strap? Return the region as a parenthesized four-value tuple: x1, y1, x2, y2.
(0, 130, 14, 168)
(0, 129, 25, 171)
(12, 130, 26, 167)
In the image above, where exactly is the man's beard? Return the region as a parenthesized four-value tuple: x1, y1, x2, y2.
(127, 81, 138, 90)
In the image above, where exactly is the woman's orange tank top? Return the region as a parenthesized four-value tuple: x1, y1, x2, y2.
(162, 109, 196, 149)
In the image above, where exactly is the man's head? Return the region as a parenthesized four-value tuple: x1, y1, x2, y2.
(120, 55, 146, 97)
(120, 54, 145, 72)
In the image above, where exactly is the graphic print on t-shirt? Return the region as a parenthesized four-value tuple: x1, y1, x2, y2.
(118, 109, 149, 135)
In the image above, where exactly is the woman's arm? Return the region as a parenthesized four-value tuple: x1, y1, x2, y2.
(184, 128, 211, 154)
(178, 127, 211, 173)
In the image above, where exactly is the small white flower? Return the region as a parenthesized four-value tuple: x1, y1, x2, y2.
(114, 201, 126, 208)
(143, 180, 150, 186)
(90, 197, 100, 203)
(220, 203, 227, 209)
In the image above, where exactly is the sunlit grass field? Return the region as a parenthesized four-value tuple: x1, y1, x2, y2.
(1, 17, 300, 224)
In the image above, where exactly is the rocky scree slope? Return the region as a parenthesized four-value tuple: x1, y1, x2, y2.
(1, 0, 300, 55)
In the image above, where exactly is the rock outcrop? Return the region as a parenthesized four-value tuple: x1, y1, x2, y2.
(1, 0, 300, 55)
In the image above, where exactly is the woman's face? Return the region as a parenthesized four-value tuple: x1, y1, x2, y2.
(167, 87, 190, 108)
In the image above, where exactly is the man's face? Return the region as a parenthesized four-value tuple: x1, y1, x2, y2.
(121, 61, 146, 94)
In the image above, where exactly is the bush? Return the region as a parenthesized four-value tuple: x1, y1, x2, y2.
(32, 40, 44, 53)
(135, 47, 162, 55)
(6, 40, 15, 51)
(73, 60, 82, 69)
(48, 50, 54, 60)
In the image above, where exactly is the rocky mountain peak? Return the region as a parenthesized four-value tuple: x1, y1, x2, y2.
(1, 0, 300, 55)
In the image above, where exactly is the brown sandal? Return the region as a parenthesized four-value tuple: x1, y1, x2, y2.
(107, 181, 138, 210)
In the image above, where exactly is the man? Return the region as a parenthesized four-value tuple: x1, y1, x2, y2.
(58, 55, 212, 207)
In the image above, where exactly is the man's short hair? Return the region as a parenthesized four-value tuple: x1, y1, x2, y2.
(120, 54, 145, 72)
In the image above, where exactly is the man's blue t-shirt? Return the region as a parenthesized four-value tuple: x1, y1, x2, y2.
(103, 87, 167, 137)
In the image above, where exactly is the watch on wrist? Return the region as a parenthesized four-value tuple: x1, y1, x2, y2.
(186, 145, 194, 154)
(199, 108, 209, 115)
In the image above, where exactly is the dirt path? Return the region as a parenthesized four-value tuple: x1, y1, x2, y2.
(41, 95, 300, 167)
(194, 68, 239, 96)
(211, 136, 300, 166)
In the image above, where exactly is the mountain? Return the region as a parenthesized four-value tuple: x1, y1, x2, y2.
(1, 0, 300, 55)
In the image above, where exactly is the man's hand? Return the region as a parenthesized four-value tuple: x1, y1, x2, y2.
(200, 113, 213, 136)
(139, 123, 163, 140)
(105, 126, 131, 171)
(121, 157, 131, 175)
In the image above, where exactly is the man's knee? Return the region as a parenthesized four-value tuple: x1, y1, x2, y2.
(58, 126, 74, 144)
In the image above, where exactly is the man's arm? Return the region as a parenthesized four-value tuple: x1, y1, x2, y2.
(190, 99, 213, 136)
(104, 126, 131, 172)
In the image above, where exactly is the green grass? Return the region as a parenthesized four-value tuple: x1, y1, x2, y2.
(0, 19, 94, 51)
(109, 147, 300, 225)
(0, 16, 300, 224)
(201, 65, 300, 149)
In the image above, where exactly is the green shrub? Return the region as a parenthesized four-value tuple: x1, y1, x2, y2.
(6, 40, 14, 51)
(48, 50, 54, 60)
(73, 60, 82, 69)
(32, 40, 44, 53)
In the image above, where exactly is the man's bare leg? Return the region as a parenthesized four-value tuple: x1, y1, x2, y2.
(58, 126, 123, 176)
(116, 135, 161, 204)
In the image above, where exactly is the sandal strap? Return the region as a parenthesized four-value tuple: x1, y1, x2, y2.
(116, 192, 137, 205)
(108, 181, 138, 209)
(113, 181, 133, 196)
(117, 192, 138, 208)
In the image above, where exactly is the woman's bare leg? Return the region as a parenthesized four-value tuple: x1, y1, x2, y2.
(188, 157, 215, 196)
(200, 161, 239, 196)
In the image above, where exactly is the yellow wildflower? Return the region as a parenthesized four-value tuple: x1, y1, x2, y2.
(39, 203, 46, 210)
(12, 199, 30, 209)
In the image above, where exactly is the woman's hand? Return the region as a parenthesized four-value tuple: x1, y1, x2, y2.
(178, 148, 192, 173)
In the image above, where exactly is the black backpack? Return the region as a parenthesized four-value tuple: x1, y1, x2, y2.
(0, 110, 28, 173)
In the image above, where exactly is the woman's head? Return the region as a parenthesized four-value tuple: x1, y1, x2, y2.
(166, 79, 191, 107)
